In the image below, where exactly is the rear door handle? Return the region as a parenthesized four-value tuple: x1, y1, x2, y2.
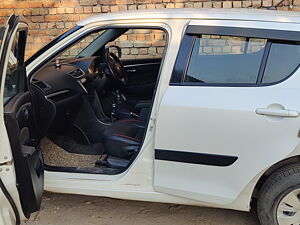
(256, 108, 300, 118)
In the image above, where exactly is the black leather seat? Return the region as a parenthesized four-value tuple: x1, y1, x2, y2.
(103, 119, 145, 159)
(116, 99, 152, 121)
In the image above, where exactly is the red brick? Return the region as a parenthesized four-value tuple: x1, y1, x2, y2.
(30, 29, 48, 36)
(23, 9, 31, 16)
(84, 6, 93, 13)
(45, 15, 64, 22)
(47, 22, 56, 28)
(42, 1, 56, 8)
(31, 8, 48, 16)
(47, 29, 64, 36)
(56, 22, 65, 29)
(48, 8, 57, 14)
(58, 8, 66, 14)
(79, 0, 97, 6)
(251, 0, 262, 7)
(66, 8, 75, 13)
(223, 1, 233, 8)
(31, 16, 45, 23)
(26, 1, 44, 8)
(111, 5, 119, 12)
(116, 0, 134, 4)
(60, 0, 79, 7)
(66, 14, 80, 21)
(0, 9, 12, 16)
(102, 6, 110, 12)
(41, 36, 51, 43)
(0, 3, 15, 9)
(39, 23, 47, 29)
(75, 7, 84, 13)
(136, 0, 152, 3)
(93, 6, 102, 12)
(79, 14, 91, 20)
(65, 22, 75, 28)
(27, 36, 33, 42)
(128, 5, 138, 9)
(98, 0, 116, 4)
(233, 1, 242, 7)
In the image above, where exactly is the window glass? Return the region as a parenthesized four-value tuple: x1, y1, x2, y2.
(4, 31, 21, 104)
(57, 30, 105, 59)
(107, 29, 166, 60)
(185, 35, 266, 84)
(262, 41, 300, 84)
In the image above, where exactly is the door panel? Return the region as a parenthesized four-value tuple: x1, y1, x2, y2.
(0, 15, 45, 220)
(154, 84, 300, 205)
(154, 21, 300, 206)
(4, 92, 44, 217)
(122, 58, 161, 99)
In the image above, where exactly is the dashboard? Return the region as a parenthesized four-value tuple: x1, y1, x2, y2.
(31, 56, 106, 107)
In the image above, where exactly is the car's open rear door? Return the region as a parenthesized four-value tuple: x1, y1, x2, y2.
(0, 15, 44, 225)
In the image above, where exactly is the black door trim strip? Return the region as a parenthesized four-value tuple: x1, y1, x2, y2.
(186, 25, 300, 42)
(155, 149, 238, 167)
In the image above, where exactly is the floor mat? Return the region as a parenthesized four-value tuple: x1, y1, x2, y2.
(41, 138, 101, 168)
(48, 134, 105, 155)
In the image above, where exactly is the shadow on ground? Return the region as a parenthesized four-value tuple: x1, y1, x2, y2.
(24, 192, 260, 225)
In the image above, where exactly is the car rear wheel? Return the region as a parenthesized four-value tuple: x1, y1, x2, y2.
(257, 163, 300, 225)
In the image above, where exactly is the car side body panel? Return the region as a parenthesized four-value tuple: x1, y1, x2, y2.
(154, 19, 300, 205)
(22, 9, 300, 214)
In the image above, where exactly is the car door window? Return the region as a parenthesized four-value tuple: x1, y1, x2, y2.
(262, 41, 300, 84)
(184, 35, 267, 84)
(56, 30, 105, 59)
(3, 30, 26, 104)
(107, 29, 166, 60)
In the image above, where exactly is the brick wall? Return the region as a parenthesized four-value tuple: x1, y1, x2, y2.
(0, 0, 295, 59)
(60, 28, 167, 59)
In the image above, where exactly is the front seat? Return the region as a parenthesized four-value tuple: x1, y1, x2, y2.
(115, 99, 152, 121)
(103, 119, 145, 159)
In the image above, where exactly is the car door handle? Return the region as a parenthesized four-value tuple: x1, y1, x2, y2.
(127, 69, 136, 73)
(256, 108, 300, 118)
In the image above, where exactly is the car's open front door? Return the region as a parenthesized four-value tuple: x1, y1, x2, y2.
(0, 15, 44, 225)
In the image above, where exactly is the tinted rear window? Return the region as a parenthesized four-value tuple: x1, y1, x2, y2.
(185, 35, 266, 84)
(262, 41, 300, 84)
(182, 34, 300, 86)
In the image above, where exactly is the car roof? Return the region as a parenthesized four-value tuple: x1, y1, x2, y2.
(78, 8, 300, 26)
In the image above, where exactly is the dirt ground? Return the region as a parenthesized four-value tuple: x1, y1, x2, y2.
(23, 192, 260, 225)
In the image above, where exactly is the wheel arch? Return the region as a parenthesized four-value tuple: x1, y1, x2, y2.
(251, 155, 300, 203)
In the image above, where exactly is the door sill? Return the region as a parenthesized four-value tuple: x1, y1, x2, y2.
(45, 165, 121, 175)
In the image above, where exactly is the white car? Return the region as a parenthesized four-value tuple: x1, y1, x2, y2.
(1, 8, 300, 225)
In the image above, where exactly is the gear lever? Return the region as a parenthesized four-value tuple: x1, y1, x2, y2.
(111, 103, 117, 122)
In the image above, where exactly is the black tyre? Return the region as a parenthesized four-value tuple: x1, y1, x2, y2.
(258, 163, 300, 225)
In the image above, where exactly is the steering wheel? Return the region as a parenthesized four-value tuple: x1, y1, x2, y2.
(105, 46, 128, 85)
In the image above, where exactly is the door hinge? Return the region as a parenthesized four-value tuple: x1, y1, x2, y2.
(149, 117, 156, 131)
(150, 116, 157, 124)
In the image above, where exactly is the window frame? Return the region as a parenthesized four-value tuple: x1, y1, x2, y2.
(1, 18, 28, 106)
(170, 25, 300, 87)
(27, 25, 169, 79)
(3, 28, 28, 105)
